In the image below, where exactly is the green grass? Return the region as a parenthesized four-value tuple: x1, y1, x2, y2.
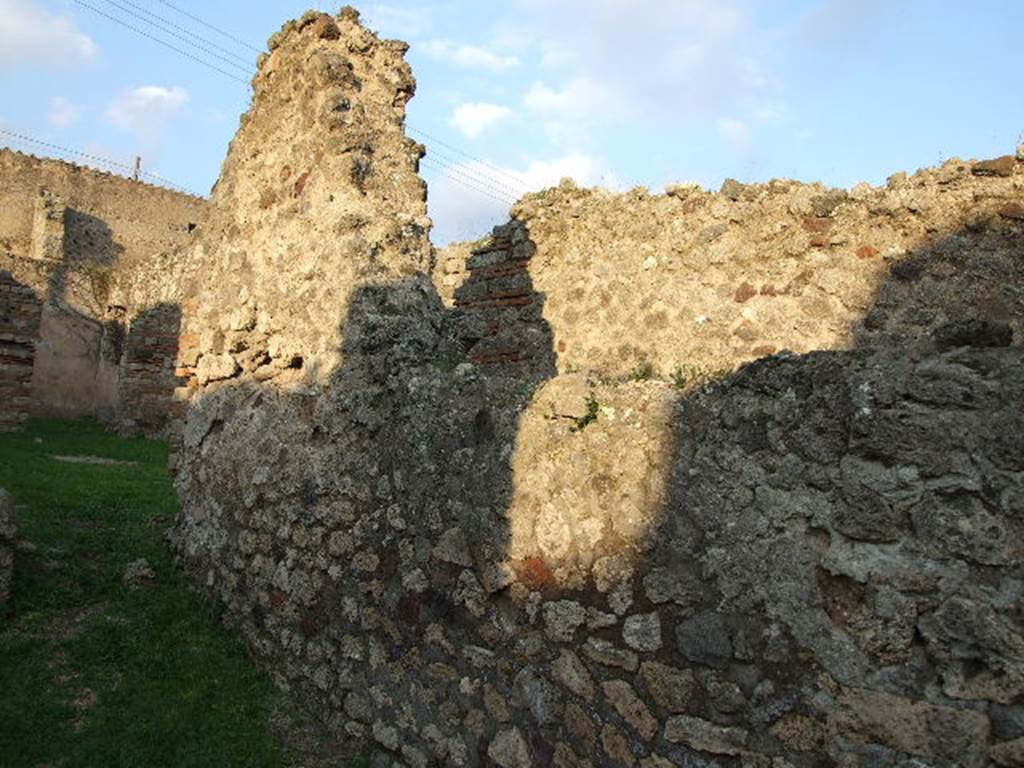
(0, 419, 289, 768)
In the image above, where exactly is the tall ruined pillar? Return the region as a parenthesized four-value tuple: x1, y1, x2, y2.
(176, 8, 431, 397)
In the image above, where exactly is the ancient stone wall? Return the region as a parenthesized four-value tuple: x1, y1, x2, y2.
(0, 149, 203, 273)
(0, 149, 206, 430)
(436, 159, 1024, 380)
(0, 272, 42, 431)
(171, 8, 1024, 767)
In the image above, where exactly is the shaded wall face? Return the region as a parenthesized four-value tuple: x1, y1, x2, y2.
(0, 273, 42, 431)
(117, 304, 184, 435)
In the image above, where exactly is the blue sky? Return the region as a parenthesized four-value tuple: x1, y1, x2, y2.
(2, 0, 1022, 244)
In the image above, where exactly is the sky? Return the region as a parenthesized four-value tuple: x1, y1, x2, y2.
(1, 0, 1023, 244)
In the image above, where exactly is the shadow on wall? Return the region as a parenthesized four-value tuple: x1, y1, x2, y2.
(116, 302, 184, 435)
(175, 209, 1024, 765)
(0, 271, 42, 432)
(175, 217, 557, 634)
(637, 214, 1024, 764)
(31, 209, 126, 419)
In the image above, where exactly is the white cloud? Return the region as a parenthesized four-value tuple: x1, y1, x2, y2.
(426, 152, 615, 244)
(48, 98, 82, 129)
(450, 102, 512, 139)
(512, 0, 781, 134)
(106, 86, 189, 139)
(421, 39, 519, 71)
(524, 78, 606, 119)
(0, 0, 97, 69)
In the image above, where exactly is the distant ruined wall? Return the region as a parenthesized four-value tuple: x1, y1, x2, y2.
(172, 8, 1024, 768)
(437, 159, 1024, 380)
(0, 149, 206, 430)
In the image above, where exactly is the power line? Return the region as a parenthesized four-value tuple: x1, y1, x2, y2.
(0, 128, 199, 196)
(101, 0, 253, 69)
(70, 0, 250, 84)
(420, 158, 515, 207)
(154, 0, 263, 54)
(409, 127, 529, 188)
(69, 2, 532, 203)
(421, 157, 514, 206)
(420, 144, 526, 198)
(420, 156, 518, 205)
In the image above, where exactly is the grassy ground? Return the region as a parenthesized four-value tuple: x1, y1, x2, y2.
(0, 419, 339, 768)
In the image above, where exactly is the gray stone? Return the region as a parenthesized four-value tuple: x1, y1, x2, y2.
(583, 637, 639, 672)
(664, 715, 749, 755)
(643, 567, 697, 607)
(434, 527, 473, 566)
(917, 595, 1024, 704)
(543, 600, 587, 642)
(551, 649, 596, 702)
(488, 727, 531, 768)
(514, 667, 563, 726)
(991, 737, 1024, 768)
(371, 719, 399, 752)
(623, 612, 662, 652)
(600, 723, 635, 767)
(122, 558, 156, 589)
(832, 688, 991, 768)
(587, 606, 618, 629)
(602, 680, 658, 740)
(676, 612, 733, 669)
(453, 569, 487, 617)
(933, 318, 1013, 350)
(640, 661, 699, 713)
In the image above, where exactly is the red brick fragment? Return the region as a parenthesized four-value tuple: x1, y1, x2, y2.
(516, 556, 554, 590)
(856, 246, 880, 260)
(802, 217, 832, 233)
(734, 282, 757, 303)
